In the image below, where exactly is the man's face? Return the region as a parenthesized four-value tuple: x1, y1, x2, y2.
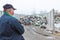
(9, 8, 14, 15)
(6, 8, 14, 15)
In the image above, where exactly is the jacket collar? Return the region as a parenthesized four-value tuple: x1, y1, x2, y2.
(4, 11, 12, 16)
(3, 11, 17, 19)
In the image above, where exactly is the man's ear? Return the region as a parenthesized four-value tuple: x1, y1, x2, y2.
(8, 9, 11, 12)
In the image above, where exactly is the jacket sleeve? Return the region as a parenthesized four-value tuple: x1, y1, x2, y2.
(11, 19, 25, 35)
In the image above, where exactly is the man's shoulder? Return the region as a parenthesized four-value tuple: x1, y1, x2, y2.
(2, 15, 17, 21)
(8, 16, 17, 21)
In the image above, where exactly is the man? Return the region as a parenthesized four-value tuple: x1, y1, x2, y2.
(0, 4, 25, 40)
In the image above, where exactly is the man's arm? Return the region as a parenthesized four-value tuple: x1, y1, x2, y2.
(11, 19, 25, 35)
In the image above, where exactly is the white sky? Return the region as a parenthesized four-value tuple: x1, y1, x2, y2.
(0, 0, 60, 15)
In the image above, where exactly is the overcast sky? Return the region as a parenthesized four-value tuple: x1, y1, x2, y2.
(0, 0, 60, 15)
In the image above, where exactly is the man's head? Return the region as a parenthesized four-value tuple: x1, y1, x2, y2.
(3, 4, 16, 15)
